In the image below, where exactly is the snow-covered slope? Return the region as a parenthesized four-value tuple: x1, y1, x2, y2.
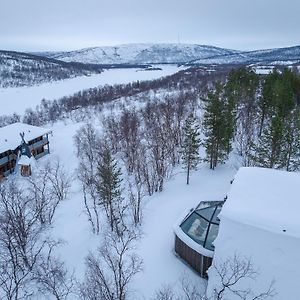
(0, 50, 102, 87)
(37, 43, 239, 64)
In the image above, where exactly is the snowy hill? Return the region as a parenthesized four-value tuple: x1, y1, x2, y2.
(36, 43, 239, 64)
(36, 43, 300, 66)
(0, 50, 102, 87)
(188, 45, 300, 65)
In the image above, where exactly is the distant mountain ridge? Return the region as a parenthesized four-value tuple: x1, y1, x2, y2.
(35, 43, 240, 64)
(187, 45, 300, 65)
(2, 43, 300, 88)
(35, 43, 300, 65)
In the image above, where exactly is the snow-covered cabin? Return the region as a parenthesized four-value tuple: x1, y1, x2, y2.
(0, 123, 51, 179)
(207, 167, 300, 300)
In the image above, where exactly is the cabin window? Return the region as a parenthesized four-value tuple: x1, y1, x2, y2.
(181, 214, 208, 245)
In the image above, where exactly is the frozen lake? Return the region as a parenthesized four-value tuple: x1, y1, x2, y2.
(0, 65, 184, 116)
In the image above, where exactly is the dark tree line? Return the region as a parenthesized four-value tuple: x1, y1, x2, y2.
(252, 69, 300, 170)
(202, 67, 300, 171)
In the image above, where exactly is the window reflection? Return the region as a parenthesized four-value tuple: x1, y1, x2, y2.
(180, 201, 224, 251)
(181, 213, 208, 244)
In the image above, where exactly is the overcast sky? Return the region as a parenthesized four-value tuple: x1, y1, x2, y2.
(1, 0, 300, 51)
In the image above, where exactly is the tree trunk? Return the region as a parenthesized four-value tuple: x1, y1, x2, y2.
(186, 163, 190, 185)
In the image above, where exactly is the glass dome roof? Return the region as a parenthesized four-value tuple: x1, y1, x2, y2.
(180, 201, 224, 251)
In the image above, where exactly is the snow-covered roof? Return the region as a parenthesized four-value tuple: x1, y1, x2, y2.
(0, 123, 51, 154)
(220, 167, 300, 238)
(18, 155, 31, 165)
(207, 167, 300, 300)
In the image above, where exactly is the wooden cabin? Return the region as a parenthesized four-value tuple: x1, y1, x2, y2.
(0, 123, 51, 179)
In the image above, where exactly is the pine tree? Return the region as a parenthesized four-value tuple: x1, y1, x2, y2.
(97, 146, 124, 234)
(260, 68, 297, 135)
(180, 114, 201, 185)
(280, 109, 300, 171)
(225, 67, 258, 149)
(203, 83, 234, 169)
(259, 70, 281, 135)
(253, 68, 299, 170)
(251, 116, 284, 168)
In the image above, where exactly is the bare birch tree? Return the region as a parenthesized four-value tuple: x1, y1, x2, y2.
(80, 230, 143, 300)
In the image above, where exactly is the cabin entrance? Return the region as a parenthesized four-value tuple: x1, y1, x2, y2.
(20, 164, 31, 176)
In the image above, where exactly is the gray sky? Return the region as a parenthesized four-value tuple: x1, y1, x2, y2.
(1, 0, 300, 51)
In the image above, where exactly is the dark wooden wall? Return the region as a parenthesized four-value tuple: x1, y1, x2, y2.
(175, 235, 213, 278)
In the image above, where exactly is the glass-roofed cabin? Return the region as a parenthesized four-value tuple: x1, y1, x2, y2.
(174, 201, 224, 278)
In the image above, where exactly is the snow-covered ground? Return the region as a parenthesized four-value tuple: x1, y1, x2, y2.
(37, 119, 237, 299)
(132, 164, 236, 298)
(0, 65, 184, 116)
